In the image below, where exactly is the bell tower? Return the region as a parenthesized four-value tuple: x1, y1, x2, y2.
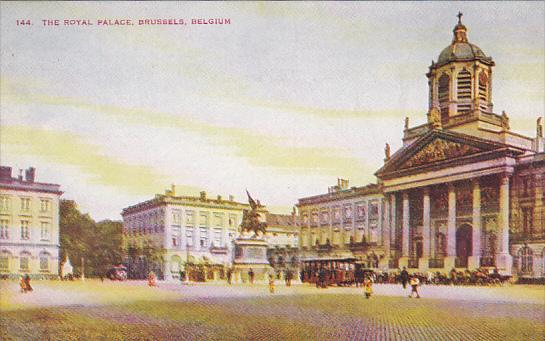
(426, 13, 496, 128)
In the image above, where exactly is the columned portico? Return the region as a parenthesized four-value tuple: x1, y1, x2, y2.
(496, 174, 512, 274)
(399, 192, 410, 268)
(445, 183, 457, 270)
(468, 179, 481, 269)
(380, 196, 391, 269)
(419, 188, 431, 270)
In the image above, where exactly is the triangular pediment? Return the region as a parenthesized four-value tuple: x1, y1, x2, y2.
(400, 138, 481, 169)
(376, 130, 524, 178)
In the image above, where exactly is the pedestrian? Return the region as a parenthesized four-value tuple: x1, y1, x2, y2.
(19, 275, 26, 293)
(408, 275, 420, 298)
(318, 267, 327, 289)
(400, 267, 409, 289)
(147, 271, 157, 287)
(285, 268, 292, 287)
(268, 272, 275, 294)
(427, 271, 434, 285)
(179, 270, 185, 284)
(227, 268, 232, 285)
(248, 268, 255, 284)
(364, 277, 373, 299)
(23, 274, 33, 292)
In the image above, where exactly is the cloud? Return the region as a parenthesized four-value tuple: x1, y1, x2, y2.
(0, 125, 200, 196)
(2, 83, 377, 183)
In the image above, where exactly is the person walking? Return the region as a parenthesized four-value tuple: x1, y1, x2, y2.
(227, 268, 232, 285)
(23, 274, 33, 292)
(268, 272, 275, 294)
(19, 275, 27, 293)
(248, 268, 255, 284)
(285, 268, 293, 287)
(364, 277, 373, 299)
(400, 267, 409, 290)
(318, 267, 327, 289)
(147, 271, 157, 287)
(408, 275, 420, 298)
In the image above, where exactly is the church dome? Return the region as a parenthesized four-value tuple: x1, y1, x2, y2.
(437, 41, 488, 65)
(435, 14, 492, 66)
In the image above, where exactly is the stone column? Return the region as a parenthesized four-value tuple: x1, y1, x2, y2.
(535, 174, 543, 234)
(399, 192, 410, 268)
(390, 193, 397, 253)
(381, 197, 390, 270)
(420, 188, 431, 271)
(496, 174, 513, 274)
(445, 183, 457, 270)
(163, 259, 172, 281)
(468, 179, 482, 269)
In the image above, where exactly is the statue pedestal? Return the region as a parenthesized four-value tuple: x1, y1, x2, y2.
(233, 237, 271, 283)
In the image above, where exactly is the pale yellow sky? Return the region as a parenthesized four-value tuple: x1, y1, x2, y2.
(1, 2, 544, 220)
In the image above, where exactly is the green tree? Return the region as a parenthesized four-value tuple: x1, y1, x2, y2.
(60, 200, 124, 277)
(59, 200, 95, 276)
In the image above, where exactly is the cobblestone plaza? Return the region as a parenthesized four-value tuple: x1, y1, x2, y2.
(1, 280, 543, 340)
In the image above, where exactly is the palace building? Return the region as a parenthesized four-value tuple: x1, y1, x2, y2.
(0, 166, 62, 279)
(122, 186, 252, 281)
(297, 15, 545, 278)
(297, 179, 387, 270)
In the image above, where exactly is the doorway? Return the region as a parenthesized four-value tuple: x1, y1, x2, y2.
(456, 224, 472, 265)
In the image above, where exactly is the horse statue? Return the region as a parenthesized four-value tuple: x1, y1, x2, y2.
(240, 190, 267, 237)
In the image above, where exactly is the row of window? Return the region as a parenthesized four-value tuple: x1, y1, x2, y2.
(170, 228, 235, 249)
(301, 202, 380, 226)
(0, 196, 52, 213)
(0, 220, 50, 240)
(125, 210, 239, 232)
(0, 252, 51, 271)
(436, 69, 489, 116)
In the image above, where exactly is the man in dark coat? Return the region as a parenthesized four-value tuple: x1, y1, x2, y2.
(318, 267, 327, 289)
(400, 267, 409, 289)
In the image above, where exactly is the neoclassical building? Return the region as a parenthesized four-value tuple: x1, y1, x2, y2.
(122, 186, 253, 280)
(0, 166, 62, 279)
(377, 15, 544, 276)
(297, 15, 544, 278)
(297, 179, 387, 269)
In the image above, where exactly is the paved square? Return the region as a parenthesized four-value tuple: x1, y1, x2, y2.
(1, 280, 543, 340)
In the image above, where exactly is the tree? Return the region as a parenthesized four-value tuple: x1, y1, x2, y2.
(60, 200, 95, 276)
(59, 200, 124, 277)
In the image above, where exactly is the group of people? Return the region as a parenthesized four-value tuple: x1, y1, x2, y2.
(19, 274, 33, 293)
(400, 267, 421, 298)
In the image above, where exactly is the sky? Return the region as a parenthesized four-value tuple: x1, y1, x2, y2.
(1, 2, 544, 221)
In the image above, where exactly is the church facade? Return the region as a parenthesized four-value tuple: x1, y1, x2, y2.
(298, 15, 544, 278)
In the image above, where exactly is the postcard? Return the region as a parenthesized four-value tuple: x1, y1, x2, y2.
(1, 2, 544, 340)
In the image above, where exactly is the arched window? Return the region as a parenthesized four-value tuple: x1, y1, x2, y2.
(518, 246, 533, 274)
(478, 71, 489, 112)
(39, 252, 50, 271)
(438, 74, 450, 121)
(19, 251, 31, 271)
(0, 250, 11, 271)
(457, 69, 472, 113)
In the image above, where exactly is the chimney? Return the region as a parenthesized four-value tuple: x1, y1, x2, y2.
(0, 166, 12, 180)
(200, 191, 207, 201)
(171, 184, 176, 196)
(229, 195, 234, 201)
(535, 116, 544, 153)
(25, 167, 36, 183)
(217, 195, 222, 202)
(18, 169, 23, 181)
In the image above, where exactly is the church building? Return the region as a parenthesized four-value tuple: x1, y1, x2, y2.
(298, 14, 544, 278)
(376, 13, 544, 276)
